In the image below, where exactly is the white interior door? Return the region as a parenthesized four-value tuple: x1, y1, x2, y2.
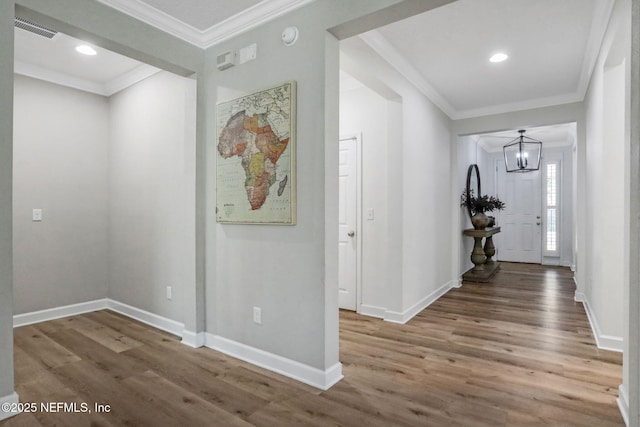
(496, 160, 542, 263)
(338, 137, 358, 310)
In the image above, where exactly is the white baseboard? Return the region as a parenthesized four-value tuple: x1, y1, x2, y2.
(574, 292, 623, 352)
(384, 279, 457, 324)
(358, 304, 386, 319)
(0, 392, 19, 421)
(205, 333, 343, 390)
(181, 329, 206, 348)
(574, 290, 584, 302)
(542, 259, 572, 268)
(13, 298, 186, 339)
(106, 299, 184, 337)
(617, 384, 629, 426)
(13, 299, 109, 327)
(12, 300, 341, 391)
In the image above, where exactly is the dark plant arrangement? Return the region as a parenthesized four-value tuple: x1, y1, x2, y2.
(460, 189, 506, 215)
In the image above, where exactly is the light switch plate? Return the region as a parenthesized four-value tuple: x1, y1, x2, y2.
(238, 43, 257, 64)
(32, 209, 43, 221)
(253, 306, 262, 325)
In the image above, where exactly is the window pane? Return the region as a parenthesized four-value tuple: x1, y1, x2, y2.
(546, 163, 557, 206)
(547, 208, 557, 251)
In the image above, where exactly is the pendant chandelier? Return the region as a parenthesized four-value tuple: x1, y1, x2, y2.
(503, 129, 542, 172)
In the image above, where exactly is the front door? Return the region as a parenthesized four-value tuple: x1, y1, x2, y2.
(495, 160, 542, 263)
(338, 136, 358, 310)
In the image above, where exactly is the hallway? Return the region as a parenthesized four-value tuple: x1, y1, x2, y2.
(1, 263, 623, 426)
(336, 263, 623, 425)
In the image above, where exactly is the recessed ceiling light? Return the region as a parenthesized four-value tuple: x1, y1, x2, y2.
(76, 45, 97, 56)
(489, 53, 508, 63)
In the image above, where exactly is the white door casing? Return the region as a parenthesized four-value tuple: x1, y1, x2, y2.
(338, 136, 358, 310)
(495, 160, 542, 263)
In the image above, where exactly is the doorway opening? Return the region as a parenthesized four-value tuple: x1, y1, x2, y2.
(337, 61, 402, 319)
(12, 18, 197, 327)
(459, 123, 576, 268)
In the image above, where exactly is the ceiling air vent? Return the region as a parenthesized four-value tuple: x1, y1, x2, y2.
(14, 16, 58, 39)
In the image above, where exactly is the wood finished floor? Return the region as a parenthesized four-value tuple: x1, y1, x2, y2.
(1, 263, 623, 426)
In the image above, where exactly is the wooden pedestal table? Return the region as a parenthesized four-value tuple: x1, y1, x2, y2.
(463, 227, 501, 282)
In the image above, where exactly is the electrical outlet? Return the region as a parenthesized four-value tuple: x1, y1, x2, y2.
(253, 306, 262, 325)
(166, 286, 173, 300)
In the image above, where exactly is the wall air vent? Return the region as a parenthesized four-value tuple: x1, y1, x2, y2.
(14, 16, 58, 39)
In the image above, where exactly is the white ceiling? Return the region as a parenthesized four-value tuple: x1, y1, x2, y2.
(14, 27, 159, 96)
(361, 0, 613, 119)
(14, 0, 614, 133)
(476, 123, 576, 153)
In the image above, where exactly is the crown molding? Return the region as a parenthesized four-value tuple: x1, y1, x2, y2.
(97, 0, 315, 49)
(103, 63, 161, 96)
(200, 0, 314, 48)
(453, 92, 585, 121)
(95, 0, 207, 46)
(359, 30, 456, 119)
(15, 60, 107, 95)
(15, 60, 161, 97)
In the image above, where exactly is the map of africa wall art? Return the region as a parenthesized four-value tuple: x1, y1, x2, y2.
(216, 81, 297, 224)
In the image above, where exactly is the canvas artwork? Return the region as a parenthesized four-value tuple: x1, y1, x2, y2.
(216, 81, 297, 224)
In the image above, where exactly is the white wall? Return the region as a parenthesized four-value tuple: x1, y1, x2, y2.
(581, 0, 630, 352)
(401, 92, 452, 311)
(13, 75, 109, 314)
(206, 13, 339, 373)
(581, 1, 632, 417)
(12, 69, 196, 328)
(626, 0, 639, 422)
(0, 0, 15, 408)
(340, 36, 454, 321)
(339, 85, 391, 314)
(108, 71, 196, 325)
(478, 148, 494, 196)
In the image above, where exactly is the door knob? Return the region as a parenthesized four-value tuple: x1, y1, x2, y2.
(348, 231, 355, 237)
